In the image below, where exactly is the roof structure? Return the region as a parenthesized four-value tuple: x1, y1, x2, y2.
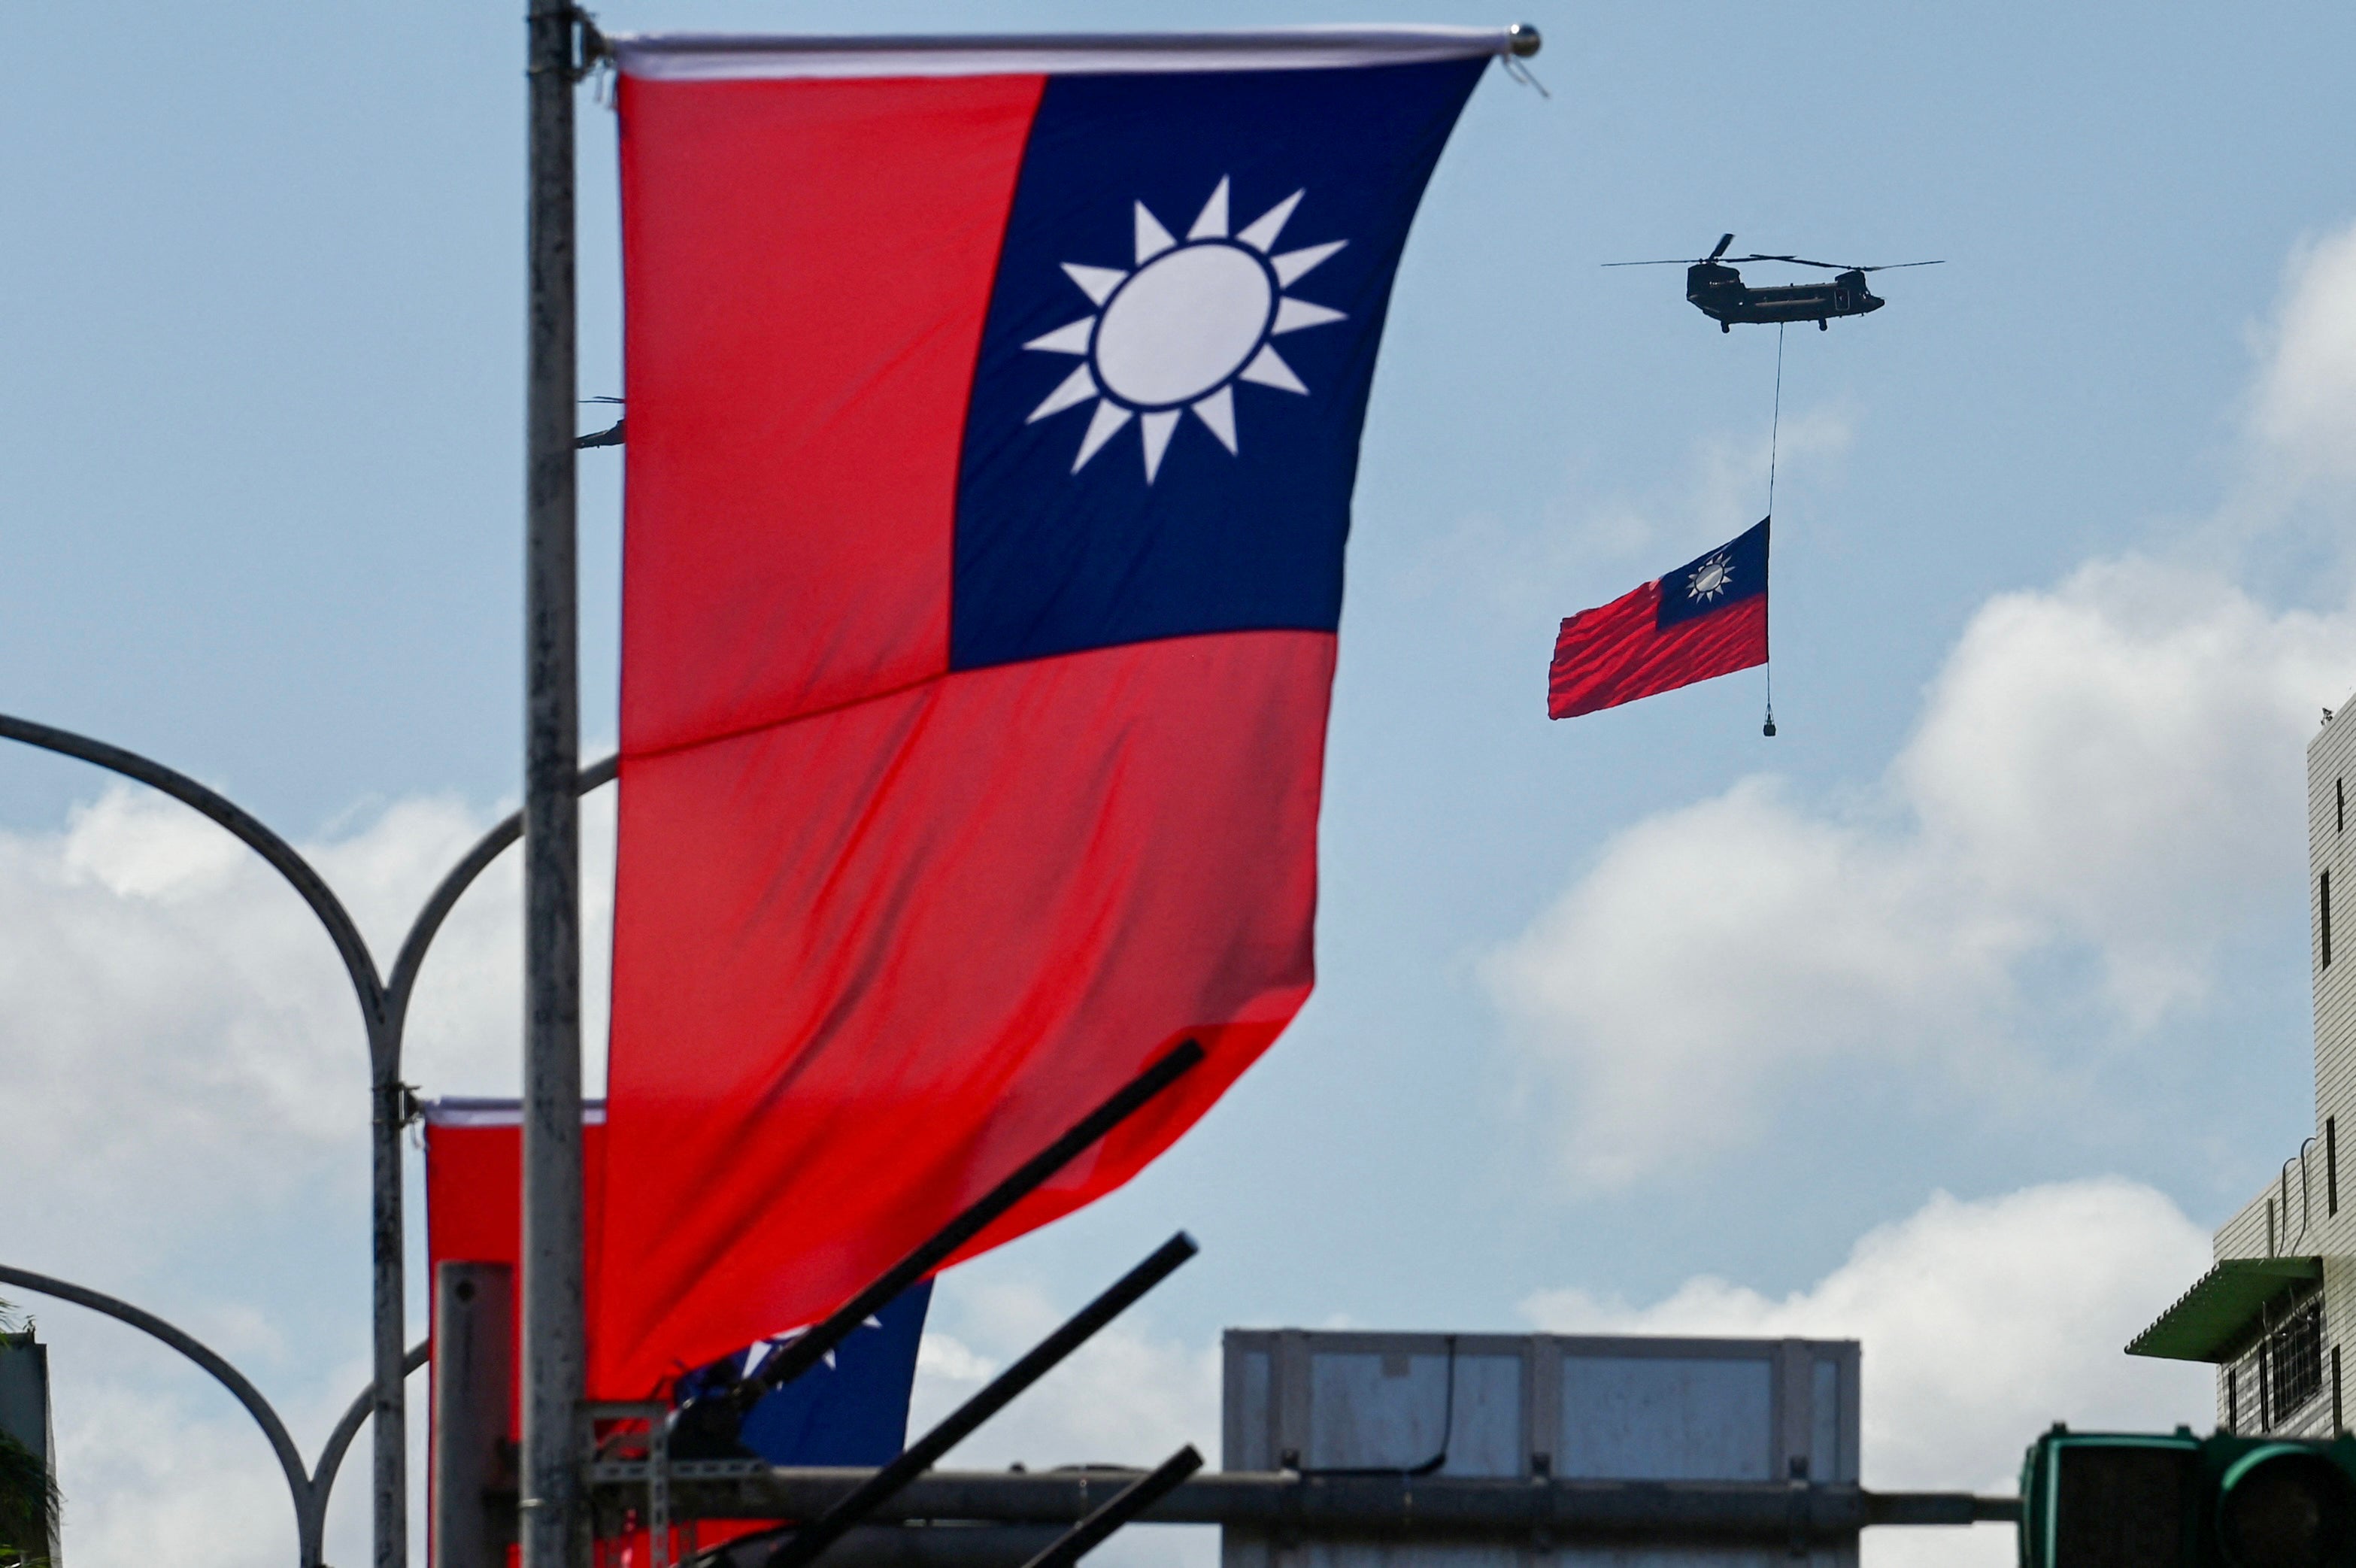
(2126, 1256, 2322, 1363)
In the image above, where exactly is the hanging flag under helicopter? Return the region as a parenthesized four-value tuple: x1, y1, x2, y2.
(1547, 519, 1769, 721)
(1605, 232, 1942, 332)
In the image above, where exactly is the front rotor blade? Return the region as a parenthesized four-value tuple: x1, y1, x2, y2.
(1857, 259, 1946, 271)
(1599, 259, 1706, 267)
(1731, 253, 1845, 269)
(1708, 232, 1736, 260)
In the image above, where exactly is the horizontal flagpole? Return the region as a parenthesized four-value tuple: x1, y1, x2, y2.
(722, 1039, 1206, 1418)
(611, 24, 1538, 80)
(587, 1470, 2023, 1535)
(1012, 1446, 1205, 1568)
(756, 1234, 1199, 1568)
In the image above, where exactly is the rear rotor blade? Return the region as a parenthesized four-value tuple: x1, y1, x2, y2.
(1737, 253, 1946, 271)
(1599, 258, 1707, 267)
(1708, 232, 1735, 260)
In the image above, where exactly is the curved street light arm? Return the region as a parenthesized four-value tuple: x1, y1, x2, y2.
(314, 1341, 430, 1523)
(0, 1262, 320, 1562)
(1, 720, 617, 1568)
(366, 754, 613, 1568)
(383, 754, 619, 1039)
(0, 713, 387, 1033)
(0, 711, 414, 1568)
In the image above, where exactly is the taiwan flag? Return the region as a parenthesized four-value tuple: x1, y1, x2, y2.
(596, 28, 1516, 1397)
(421, 1101, 930, 1462)
(1547, 518, 1770, 720)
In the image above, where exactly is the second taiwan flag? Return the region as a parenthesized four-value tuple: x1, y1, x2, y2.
(1548, 518, 1770, 720)
(598, 28, 1517, 1397)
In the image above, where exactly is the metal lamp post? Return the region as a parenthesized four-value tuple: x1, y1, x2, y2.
(0, 711, 614, 1568)
(0, 10, 605, 1563)
(0, 1263, 425, 1568)
(522, 1, 590, 1564)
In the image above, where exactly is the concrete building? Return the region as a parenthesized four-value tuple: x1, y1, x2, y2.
(0, 1327, 59, 1566)
(2128, 699, 2356, 1436)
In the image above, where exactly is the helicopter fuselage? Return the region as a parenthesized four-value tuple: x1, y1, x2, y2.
(1685, 262, 1883, 331)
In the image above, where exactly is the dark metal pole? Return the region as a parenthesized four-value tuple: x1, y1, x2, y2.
(631, 1468, 2023, 1536)
(735, 1041, 1205, 1414)
(523, 0, 584, 1564)
(369, 1025, 408, 1568)
(1013, 1447, 1204, 1568)
(317, 1340, 432, 1525)
(763, 1233, 1199, 1568)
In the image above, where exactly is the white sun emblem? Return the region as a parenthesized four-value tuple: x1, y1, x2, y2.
(1023, 176, 1349, 483)
(1687, 552, 1735, 602)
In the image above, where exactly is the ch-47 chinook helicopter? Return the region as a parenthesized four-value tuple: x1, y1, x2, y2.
(1605, 234, 1943, 332)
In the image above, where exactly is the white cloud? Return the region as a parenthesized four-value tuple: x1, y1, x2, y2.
(54, 1381, 298, 1568)
(1486, 774, 2015, 1186)
(1524, 1179, 2215, 1568)
(2251, 223, 2356, 484)
(1901, 559, 2347, 1017)
(0, 779, 613, 1566)
(1488, 552, 2355, 1189)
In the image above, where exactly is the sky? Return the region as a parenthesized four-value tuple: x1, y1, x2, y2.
(6, 2, 2356, 1565)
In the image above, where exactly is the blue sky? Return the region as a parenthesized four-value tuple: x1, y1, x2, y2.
(7, 3, 2356, 1564)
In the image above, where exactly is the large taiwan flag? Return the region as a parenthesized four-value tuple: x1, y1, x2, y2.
(596, 27, 1514, 1397)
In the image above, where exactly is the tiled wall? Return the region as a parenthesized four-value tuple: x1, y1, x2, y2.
(2210, 697, 2356, 1434)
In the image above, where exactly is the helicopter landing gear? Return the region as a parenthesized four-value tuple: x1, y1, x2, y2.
(1721, 320, 1731, 333)
(1817, 318, 1828, 331)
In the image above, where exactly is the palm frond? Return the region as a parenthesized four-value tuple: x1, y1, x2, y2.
(0, 1428, 59, 1566)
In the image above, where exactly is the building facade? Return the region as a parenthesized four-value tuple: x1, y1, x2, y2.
(0, 1328, 59, 1566)
(2129, 702, 2356, 1436)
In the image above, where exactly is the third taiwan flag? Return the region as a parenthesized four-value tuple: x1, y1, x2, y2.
(1548, 518, 1770, 720)
(598, 26, 1521, 1397)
